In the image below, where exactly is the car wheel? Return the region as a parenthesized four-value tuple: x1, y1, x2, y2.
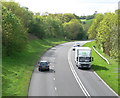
(39, 67, 41, 71)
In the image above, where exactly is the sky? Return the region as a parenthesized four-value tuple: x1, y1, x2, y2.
(13, 0, 119, 16)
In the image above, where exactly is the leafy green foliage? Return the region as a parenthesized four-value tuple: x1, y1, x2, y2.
(2, 1, 33, 29)
(88, 13, 104, 39)
(29, 15, 64, 38)
(61, 13, 76, 23)
(96, 13, 118, 58)
(86, 15, 95, 20)
(29, 15, 45, 38)
(80, 14, 95, 20)
(44, 16, 64, 38)
(88, 12, 118, 58)
(2, 6, 27, 56)
(2, 0, 88, 55)
(29, 13, 87, 40)
(63, 19, 87, 40)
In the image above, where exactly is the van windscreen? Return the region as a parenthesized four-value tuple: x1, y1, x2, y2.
(79, 57, 91, 62)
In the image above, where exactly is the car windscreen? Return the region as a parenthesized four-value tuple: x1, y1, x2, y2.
(40, 62, 48, 66)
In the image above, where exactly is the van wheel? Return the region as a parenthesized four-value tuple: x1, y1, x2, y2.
(47, 68, 49, 71)
(88, 67, 91, 70)
(78, 67, 80, 69)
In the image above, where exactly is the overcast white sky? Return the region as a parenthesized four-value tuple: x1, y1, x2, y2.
(13, 0, 119, 16)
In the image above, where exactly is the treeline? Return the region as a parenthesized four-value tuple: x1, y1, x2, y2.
(88, 11, 119, 58)
(2, 1, 33, 56)
(80, 15, 95, 20)
(80, 11, 97, 20)
(2, 1, 87, 56)
(29, 13, 87, 40)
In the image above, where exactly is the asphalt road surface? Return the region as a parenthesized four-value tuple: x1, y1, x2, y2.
(28, 41, 118, 97)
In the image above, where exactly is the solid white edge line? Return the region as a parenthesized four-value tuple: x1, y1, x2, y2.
(68, 48, 91, 98)
(92, 46, 118, 96)
(54, 87, 57, 91)
(69, 45, 118, 97)
(93, 71, 119, 96)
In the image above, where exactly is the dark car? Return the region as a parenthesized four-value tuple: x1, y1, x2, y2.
(73, 43, 81, 51)
(38, 61, 50, 71)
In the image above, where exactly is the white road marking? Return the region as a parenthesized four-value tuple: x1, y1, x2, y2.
(54, 87, 57, 91)
(68, 48, 91, 98)
(68, 47, 119, 97)
(51, 48, 56, 50)
(50, 66, 52, 69)
(37, 67, 39, 71)
(93, 71, 119, 96)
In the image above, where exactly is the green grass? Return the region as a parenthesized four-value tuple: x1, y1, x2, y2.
(83, 41, 119, 95)
(81, 19, 93, 31)
(81, 19, 86, 22)
(81, 19, 93, 24)
(2, 38, 68, 96)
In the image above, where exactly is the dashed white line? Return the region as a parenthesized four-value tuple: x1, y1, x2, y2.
(54, 87, 57, 91)
(53, 78, 55, 80)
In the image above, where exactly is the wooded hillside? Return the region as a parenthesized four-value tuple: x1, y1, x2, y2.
(2, 1, 87, 56)
(88, 11, 119, 59)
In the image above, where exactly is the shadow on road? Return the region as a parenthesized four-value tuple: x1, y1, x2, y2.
(40, 69, 55, 73)
(78, 64, 108, 72)
(34, 68, 55, 73)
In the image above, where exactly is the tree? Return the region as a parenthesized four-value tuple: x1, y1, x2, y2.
(2, 6, 27, 56)
(44, 16, 64, 38)
(86, 15, 94, 20)
(88, 13, 104, 39)
(59, 13, 76, 23)
(63, 19, 86, 40)
(96, 12, 118, 58)
(29, 15, 45, 39)
(2, 1, 33, 30)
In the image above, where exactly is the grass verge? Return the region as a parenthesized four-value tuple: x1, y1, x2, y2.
(2, 38, 67, 96)
(83, 41, 119, 95)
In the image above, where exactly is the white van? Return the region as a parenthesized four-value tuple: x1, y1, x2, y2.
(75, 47, 93, 69)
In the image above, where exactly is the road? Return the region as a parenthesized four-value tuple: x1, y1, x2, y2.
(28, 41, 118, 97)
